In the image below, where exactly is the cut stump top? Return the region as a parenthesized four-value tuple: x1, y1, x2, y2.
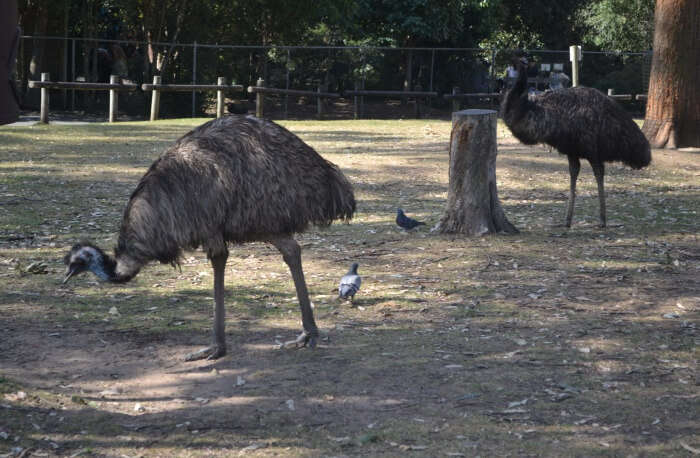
(453, 109, 497, 117)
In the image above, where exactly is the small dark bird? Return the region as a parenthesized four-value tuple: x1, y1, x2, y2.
(63, 115, 355, 361)
(501, 56, 651, 228)
(396, 208, 425, 230)
(338, 262, 361, 302)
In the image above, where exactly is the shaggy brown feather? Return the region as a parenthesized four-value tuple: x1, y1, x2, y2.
(115, 115, 355, 272)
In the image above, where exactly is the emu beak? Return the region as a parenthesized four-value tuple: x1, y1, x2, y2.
(63, 267, 77, 284)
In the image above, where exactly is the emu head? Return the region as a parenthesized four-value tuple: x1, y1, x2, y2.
(511, 55, 528, 70)
(63, 243, 108, 283)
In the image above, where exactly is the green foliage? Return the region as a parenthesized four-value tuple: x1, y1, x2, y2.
(477, 0, 587, 50)
(351, 0, 473, 46)
(579, 0, 655, 51)
(18, 0, 656, 53)
(589, 57, 646, 94)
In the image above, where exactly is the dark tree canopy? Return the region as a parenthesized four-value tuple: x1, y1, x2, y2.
(17, 0, 660, 53)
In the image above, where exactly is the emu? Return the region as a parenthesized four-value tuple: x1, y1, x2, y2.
(501, 58, 651, 228)
(63, 115, 355, 360)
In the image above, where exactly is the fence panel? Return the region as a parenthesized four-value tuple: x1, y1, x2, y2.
(16, 36, 651, 120)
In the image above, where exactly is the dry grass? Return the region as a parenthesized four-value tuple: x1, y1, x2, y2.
(0, 118, 698, 457)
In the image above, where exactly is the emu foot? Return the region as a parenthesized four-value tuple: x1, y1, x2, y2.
(281, 330, 318, 349)
(185, 344, 226, 361)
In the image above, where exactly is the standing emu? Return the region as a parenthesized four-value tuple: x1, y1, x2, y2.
(501, 58, 651, 227)
(63, 115, 355, 360)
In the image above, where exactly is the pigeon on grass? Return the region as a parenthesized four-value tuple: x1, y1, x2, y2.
(338, 262, 361, 303)
(396, 208, 425, 230)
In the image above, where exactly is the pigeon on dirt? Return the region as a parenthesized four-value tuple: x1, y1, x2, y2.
(338, 262, 361, 302)
(396, 208, 425, 230)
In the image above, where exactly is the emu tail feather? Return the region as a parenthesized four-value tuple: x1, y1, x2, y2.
(624, 136, 652, 170)
(322, 165, 356, 225)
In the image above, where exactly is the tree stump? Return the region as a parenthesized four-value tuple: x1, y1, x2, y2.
(437, 109, 518, 236)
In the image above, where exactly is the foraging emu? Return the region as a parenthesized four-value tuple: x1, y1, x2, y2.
(501, 58, 651, 227)
(63, 115, 355, 360)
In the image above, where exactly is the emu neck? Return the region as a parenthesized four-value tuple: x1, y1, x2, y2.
(512, 63, 528, 97)
(95, 251, 141, 283)
(502, 63, 528, 117)
(112, 253, 141, 283)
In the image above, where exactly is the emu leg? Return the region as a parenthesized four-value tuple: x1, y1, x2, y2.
(565, 156, 581, 228)
(185, 250, 229, 361)
(270, 237, 319, 348)
(591, 161, 606, 228)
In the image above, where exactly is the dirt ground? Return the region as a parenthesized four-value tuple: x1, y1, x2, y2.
(0, 119, 698, 457)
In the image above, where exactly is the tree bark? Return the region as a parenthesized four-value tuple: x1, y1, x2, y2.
(642, 0, 700, 148)
(438, 109, 518, 236)
(0, 0, 19, 124)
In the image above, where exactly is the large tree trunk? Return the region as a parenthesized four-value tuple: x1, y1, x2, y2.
(438, 109, 518, 236)
(0, 0, 19, 124)
(642, 0, 700, 148)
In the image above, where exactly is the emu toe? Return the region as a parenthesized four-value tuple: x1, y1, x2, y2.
(303, 331, 318, 349)
(185, 344, 227, 361)
(282, 330, 318, 349)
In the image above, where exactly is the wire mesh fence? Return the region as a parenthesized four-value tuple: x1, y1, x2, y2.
(15, 36, 652, 120)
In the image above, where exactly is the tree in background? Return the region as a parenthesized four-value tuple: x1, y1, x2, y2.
(352, 0, 468, 91)
(1, 0, 20, 124)
(579, 0, 655, 51)
(642, 0, 700, 148)
(478, 0, 585, 51)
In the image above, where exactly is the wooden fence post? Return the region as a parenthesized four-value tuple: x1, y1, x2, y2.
(217, 77, 226, 118)
(255, 78, 264, 118)
(39, 73, 50, 124)
(452, 87, 460, 113)
(569, 45, 581, 87)
(607, 88, 615, 97)
(360, 80, 365, 118)
(353, 81, 360, 119)
(414, 84, 422, 118)
(109, 75, 119, 123)
(150, 75, 161, 121)
(402, 79, 409, 107)
(317, 84, 323, 120)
